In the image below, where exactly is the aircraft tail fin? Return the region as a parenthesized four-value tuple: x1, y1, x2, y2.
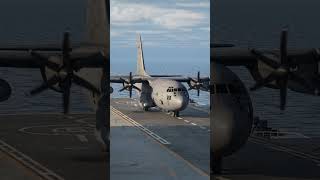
(85, 0, 109, 55)
(136, 34, 148, 76)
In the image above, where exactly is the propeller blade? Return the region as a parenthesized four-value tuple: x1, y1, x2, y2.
(72, 75, 101, 94)
(120, 78, 129, 84)
(61, 74, 72, 114)
(63, 83, 71, 114)
(188, 87, 193, 91)
(119, 87, 127, 92)
(251, 49, 279, 69)
(280, 29, 288, 65)
(132, 86, 141, 92)
(62, 31, 71, 57)
(129, 72, 133, 82)
(197, 71, 200, 81)
(250, 73, 278, 91)
(197, 89, 200, 96)
(30, 75, 60, 95)
(129, 87, 132, 98)
(279, 79, 288, 110)
(62, 32, 72, 73)
(30, 83, 49, 95)
(46, 75, 60, 86)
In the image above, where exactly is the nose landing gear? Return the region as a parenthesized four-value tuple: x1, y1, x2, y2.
(173, 111, 180, 117)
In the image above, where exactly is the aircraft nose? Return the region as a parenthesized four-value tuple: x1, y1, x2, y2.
(175, 95, 188, 111)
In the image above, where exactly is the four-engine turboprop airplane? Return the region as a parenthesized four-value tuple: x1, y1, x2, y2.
(0, 0, 110, 149)
(111, 34, 210, 117)
(210, 29, 320, 174)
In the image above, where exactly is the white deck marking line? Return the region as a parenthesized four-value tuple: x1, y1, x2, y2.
(177, 117, 183, 120)
(0, 139, 64, 180)
(250, 137, 320, 164)
(111, 107, 171, 145)
(76, 135, 88, 142)
(191, 123, 197, 126)
(215, 176, 231, 180)
(111, 106, 209, 178)
(184, 120, 190, 123)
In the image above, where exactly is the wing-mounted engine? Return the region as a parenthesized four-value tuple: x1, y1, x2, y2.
(119, 72, 141, 98)
(250, 28, 314, 110)
(28, 31, 105, 114)
(187, 71, 210, 96)
(0, 79, 11, 102)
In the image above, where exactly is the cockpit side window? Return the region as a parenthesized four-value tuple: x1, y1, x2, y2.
(167, 87, 174, 92)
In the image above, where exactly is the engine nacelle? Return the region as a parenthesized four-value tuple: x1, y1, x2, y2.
(110, 86, 113, 94)
(0, 79, 11, 102)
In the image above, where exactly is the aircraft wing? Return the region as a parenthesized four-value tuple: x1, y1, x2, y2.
(0, 46, 106, 69)
(110, 75, 145, 83)
(211, 47, 318, 66)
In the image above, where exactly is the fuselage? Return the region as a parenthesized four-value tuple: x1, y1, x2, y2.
(135, 78, 189, 112)
(211, 63, 254, 158)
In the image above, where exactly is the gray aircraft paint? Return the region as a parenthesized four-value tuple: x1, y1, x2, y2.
(43, 0, 109, 147)
(211, 61, 253, 160)
(125, 35, 190, 113)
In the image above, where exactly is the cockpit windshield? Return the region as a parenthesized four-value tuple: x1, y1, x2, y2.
(167, 87, 185, 92)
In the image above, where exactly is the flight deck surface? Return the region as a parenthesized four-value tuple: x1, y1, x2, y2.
(0, 98, 319, 180)
(111, 98, 320, 180)
(0, 113, 107, 180)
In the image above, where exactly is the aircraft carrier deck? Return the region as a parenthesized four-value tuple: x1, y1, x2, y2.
(0, 98, 319, 179)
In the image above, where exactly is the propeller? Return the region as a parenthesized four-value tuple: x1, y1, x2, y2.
(250, 28, 312, 110)
(29, 31, 101, 114)
(188, 71, 205, 96)
(119, 72, 141, 98)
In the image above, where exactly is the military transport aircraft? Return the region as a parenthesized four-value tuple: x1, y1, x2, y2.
(0, 0, 110, 149)
(110, 34, 210, 117)
(210, 29, 320, 174)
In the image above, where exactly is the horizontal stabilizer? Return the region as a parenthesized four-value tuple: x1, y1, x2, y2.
(150, 75, 183, 77)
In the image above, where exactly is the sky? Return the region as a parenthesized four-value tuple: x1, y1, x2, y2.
(110, 0, 210, 75)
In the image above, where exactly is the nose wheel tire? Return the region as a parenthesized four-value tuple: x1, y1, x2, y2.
(173, 111, 180, 117)
(143, 107, 149, 111)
